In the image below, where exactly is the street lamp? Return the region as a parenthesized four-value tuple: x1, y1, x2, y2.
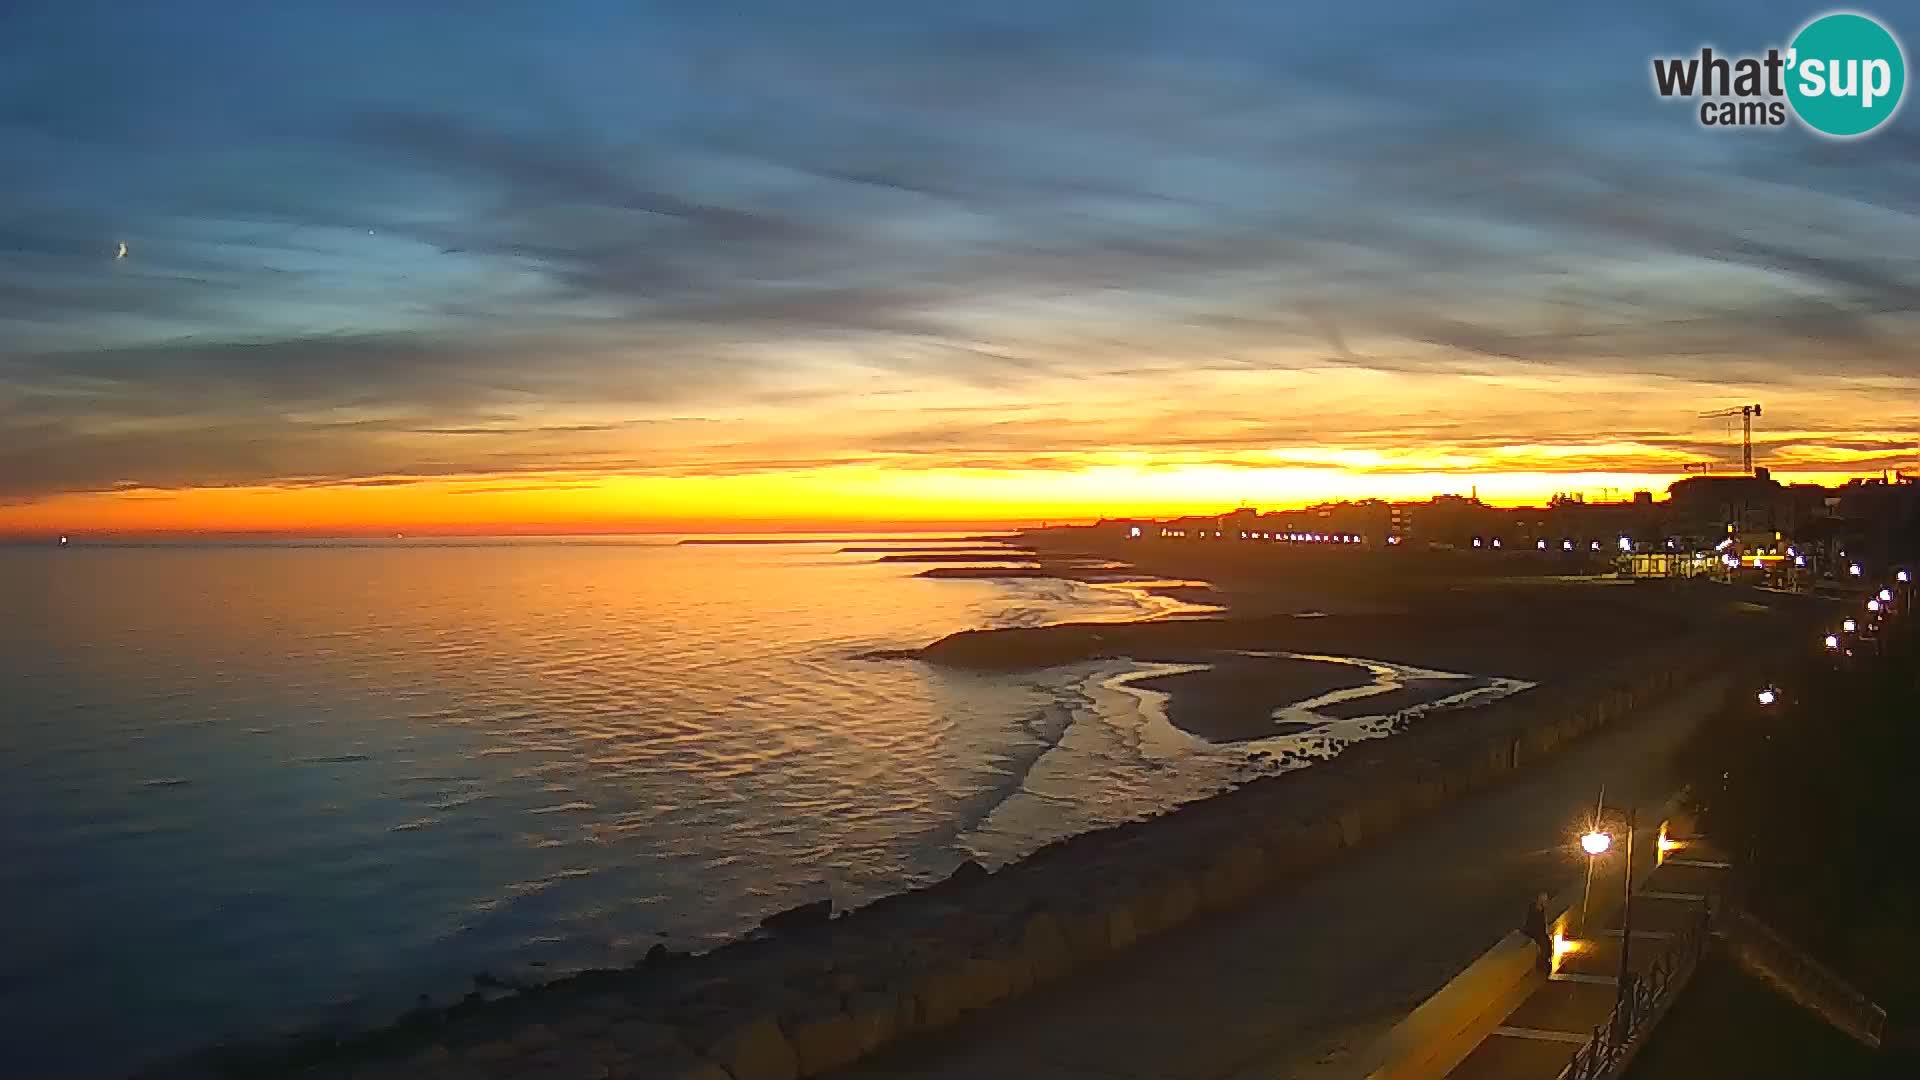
(1576, 795, 1641, 1020)
(1826, 635, 1841, 649)
(1868, 599, 1882, 614)
(1900, 570, 1912, 584)
(1757, 688, 1778, 706)
(1880, 589, 1894, 603)
(1850, 564, 1864, 577)
(1844, 618, 1858, 633)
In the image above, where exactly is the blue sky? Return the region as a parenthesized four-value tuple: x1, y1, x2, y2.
(2, 1, 1917, 520)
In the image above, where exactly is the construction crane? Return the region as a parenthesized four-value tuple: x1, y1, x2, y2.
(1700, 403, 1763, 475)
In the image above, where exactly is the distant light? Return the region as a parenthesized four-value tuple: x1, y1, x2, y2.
(115, 242, 127, 260)
(59, 535, 69, 546)
(1850, 564, 1863, 577)
(1563, 540, 1573, 552)
(1581, 831, 1612, 856)
(1592, 541, 1602, 552)
(1619, 537, 1633, 553)
(1868, 599, 1882, 613)
(1844, 619, 1858, 633)
(1826, 635, 1840, 649)
(1900, 571, 1911, 583)
(1493, 538, 1503, 548)
(1788, 547, 1797, 558)
(1129, 526, 1142, 539)
(1880, 589, 1893, 603)
(1474, 538, 1483, 548)
(1538, 540, 1548, 551)
(1757, 688, 1778, 706)
(1795, 556, 1807, 567)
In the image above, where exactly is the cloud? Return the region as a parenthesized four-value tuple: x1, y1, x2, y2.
(2, 1, 1918, 510)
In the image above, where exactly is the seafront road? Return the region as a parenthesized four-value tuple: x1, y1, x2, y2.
(835, 677, 1730, 1080)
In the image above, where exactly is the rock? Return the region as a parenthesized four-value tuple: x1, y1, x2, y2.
(760, 899, 833, 934)
(608, 1019, 685, 1057)
(520, 1045, 613, 1079)
(782, 1009, 863, 1077)
(844, 991, 901, 1057)
(943, 859, 988, 887)
(1017, 911, 1074, 984)
(1199, 843, 1268, 911)
(703, 1016, 798, 1080)
(512, 1021, 558, 1054)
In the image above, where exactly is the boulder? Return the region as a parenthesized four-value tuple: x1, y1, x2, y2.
(942, 859, 989, 887)
(1017, 911, 1074, 984)
(703, 1016, 798, 1080)
(760, 899, 833, 934)
(782, 1009, 863, 1077)
(1199, 842, 1268, 911)
(844, 990, 902, 1056)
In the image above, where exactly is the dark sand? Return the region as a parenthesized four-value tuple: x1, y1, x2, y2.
(1127, 654, 1373, 741)
(915, 529, 1827, 744)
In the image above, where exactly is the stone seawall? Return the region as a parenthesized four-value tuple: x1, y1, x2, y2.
(192, 647, 1736, 1080)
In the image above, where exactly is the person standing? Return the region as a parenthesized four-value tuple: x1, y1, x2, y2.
(1523, 892, 1552, 973)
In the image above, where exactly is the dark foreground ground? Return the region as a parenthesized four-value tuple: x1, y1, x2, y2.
(1626, 954, 1884, 1080)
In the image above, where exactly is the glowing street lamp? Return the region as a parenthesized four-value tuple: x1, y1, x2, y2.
(1581, 830, 1612, 856)
(1900, 570, 1912, 584)
(1850, 564, 1864, 577)
(1757, 688, 1778, 706)
(1879, 589, 1894, 603)
(1868, 600, 1882, 614)
(1826, 635, 1841, 649)
(1844, 618, 1858, 633)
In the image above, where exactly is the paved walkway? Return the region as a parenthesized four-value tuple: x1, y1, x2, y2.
(1443, 845, 1730, 1080)
(836, 678, 1732, 1080)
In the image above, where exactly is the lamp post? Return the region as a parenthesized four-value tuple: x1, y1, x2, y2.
(1578, 793, 1639, 1029)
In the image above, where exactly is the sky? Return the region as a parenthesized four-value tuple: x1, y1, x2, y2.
(2, 1, 1917, 535)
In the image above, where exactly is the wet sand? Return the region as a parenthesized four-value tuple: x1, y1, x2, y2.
(912, 529, 1817, 746)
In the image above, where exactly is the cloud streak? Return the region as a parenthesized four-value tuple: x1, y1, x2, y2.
(2, 1, 1917, 517)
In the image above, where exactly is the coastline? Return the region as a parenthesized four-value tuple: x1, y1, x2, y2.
(136, 540, 1821, 1079)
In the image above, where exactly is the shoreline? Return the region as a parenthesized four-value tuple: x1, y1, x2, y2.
(134, 547, 1821, 1079)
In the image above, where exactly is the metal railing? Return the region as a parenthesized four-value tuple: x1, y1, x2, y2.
(1555, 907, 1710, 1080)
(1723, 906, 1887, 1049)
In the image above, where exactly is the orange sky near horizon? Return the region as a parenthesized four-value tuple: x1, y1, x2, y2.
(0, 462, 1893, 538)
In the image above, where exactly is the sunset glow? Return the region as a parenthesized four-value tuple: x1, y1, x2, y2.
(3, 3, 1917, 536)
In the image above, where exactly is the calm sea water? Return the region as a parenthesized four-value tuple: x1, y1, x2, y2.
(1, 536, 1287, 1077)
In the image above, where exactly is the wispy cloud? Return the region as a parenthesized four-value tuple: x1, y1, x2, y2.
(2, 1, 1916, 516)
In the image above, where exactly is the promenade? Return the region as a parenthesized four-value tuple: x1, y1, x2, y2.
(836, 678, 1730, 1080)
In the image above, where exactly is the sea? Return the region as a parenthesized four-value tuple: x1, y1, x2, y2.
(1, 535, 1299, 1077)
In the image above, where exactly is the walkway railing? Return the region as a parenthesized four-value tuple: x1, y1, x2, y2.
(1722, 906, 1887, 1049)
(1555, 907, 1710, 1080)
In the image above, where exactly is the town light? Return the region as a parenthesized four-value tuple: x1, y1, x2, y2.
(1581, 830, 1612, 856)
(1899, 571, 1911, 584)
(1795, 556, 1807, 567)
(1880, 589, 1893, 603)
(1757, 688, 1778, 706)
(1850, 564, 1864, 577)
(1619, 536, 1633, 552)
(1868, 599, 1882, 613)
(1844, 619, 1858, 633)
(1826, 635, 1841, 649)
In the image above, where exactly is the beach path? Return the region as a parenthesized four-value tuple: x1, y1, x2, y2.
(834, 677, 1727, 1080)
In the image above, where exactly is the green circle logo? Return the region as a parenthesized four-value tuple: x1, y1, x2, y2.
(1787, 12, 1906, 137)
